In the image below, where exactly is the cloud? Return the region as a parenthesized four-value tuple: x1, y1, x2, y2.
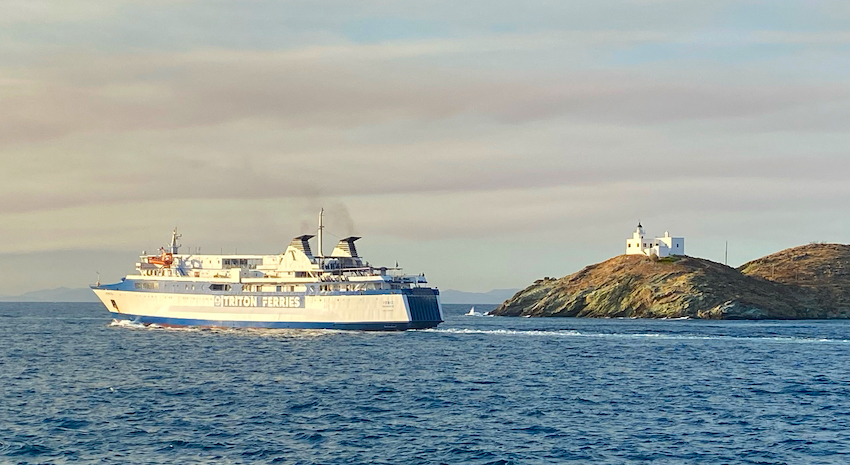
(1, 0, 850, 293)
(4, 36, 846, 142)
(0, 0, 118, 25)
(0, 0, 197, 25)
(1, 44, 847, 216)
(2, 44, 843, 136)
(751, 30, 850, 45)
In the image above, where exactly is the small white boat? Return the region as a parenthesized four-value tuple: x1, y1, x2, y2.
(466, 306, 476, 316)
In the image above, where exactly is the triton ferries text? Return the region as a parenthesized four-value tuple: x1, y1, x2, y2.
(214, 295, 304, 308)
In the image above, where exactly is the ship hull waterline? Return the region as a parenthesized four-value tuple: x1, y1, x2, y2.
(95, 288, 443, 332)
(111, 314, 440, 331)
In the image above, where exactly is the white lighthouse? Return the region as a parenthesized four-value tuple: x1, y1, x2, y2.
(626, 223, 684, 258)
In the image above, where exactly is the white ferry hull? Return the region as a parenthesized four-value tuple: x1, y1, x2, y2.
(93, 288, 443, 331)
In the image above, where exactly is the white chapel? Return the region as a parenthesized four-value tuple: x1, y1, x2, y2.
(626, 223, 685, 258)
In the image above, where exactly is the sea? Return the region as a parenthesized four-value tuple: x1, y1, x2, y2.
(2, 302, 850, 464)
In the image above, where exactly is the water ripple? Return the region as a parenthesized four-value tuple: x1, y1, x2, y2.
(3, 302, 850, 464)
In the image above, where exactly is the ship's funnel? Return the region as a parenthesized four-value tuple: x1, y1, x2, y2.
(289, 235, 315, 258)
(331, 237, 361, 258)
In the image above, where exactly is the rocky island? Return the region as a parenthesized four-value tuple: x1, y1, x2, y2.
(491, 244, 850, 319)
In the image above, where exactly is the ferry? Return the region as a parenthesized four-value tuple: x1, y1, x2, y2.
(91, 211, 443, 330)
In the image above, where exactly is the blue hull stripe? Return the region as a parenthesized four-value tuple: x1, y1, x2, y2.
(114, 314, 441, 331)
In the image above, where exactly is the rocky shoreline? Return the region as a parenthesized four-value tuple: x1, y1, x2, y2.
(491, 244, 850, 319)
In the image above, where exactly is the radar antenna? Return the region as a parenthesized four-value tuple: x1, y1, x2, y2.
(169, 228, 182, 254)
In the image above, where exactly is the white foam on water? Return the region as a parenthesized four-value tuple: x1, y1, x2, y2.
(237, 328, 340, 339)
(109, 319, 146, 329)
(108, 319, 848, 344)
(110, 319, 204, 332)
(425, 327, 850, 344)
(426, 328, 582, 337)
(108, 319, 338, 338)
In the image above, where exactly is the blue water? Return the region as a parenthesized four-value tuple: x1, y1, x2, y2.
(3, 303, 850, 464)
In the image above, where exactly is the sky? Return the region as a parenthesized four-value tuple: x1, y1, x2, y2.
(1, 0, 849, 295)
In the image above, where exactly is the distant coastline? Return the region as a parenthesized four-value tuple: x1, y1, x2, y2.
(0, 287, 99, 303)
(439, 289, 520, 305)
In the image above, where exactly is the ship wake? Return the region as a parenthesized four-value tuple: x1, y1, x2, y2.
(424, 328, 850, 344)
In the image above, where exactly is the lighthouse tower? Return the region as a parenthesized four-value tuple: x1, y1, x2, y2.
(626, 223, 648, 256)
(626, 223, 685, 257)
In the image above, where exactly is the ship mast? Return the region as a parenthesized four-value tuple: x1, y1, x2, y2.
(169, 228, 182, 254)
(317, 208, 324, 259)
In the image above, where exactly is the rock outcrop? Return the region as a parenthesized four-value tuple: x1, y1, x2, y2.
(491, 244, 850, 319)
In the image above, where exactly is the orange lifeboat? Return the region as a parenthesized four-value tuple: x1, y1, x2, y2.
(147, 248, 174, 267)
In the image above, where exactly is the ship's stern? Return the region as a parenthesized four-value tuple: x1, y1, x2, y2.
(404, 288, 443, 329)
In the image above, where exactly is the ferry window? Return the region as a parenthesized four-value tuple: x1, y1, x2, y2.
(276, 286, 282, 292)
(134, 282, 159, 290)
(211, 284, 225, 291)
(289, 286, 294, 292)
